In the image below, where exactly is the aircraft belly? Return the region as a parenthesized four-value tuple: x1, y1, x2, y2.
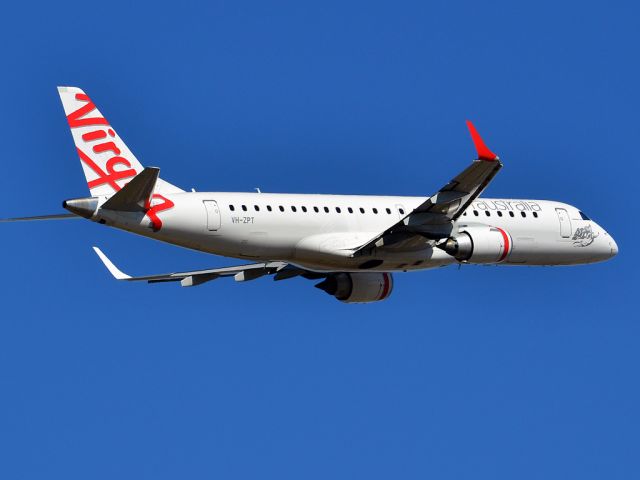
(293, 238, 454, 272)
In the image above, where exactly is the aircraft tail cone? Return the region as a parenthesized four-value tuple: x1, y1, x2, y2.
(63, 197, 99, 219)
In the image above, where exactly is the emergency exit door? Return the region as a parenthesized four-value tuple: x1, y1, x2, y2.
(203, 200, 221, 231)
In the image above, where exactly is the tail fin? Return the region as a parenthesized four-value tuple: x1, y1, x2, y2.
(57, 86, 183, 197)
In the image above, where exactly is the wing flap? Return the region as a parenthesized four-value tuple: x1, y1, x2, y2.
(412, 157, 502, 219)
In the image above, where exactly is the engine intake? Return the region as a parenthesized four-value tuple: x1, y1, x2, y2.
(315, 272, 393, 303)
(440, 226, 512, 263)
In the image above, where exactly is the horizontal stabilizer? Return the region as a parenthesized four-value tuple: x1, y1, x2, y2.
(101, 167, 160, 212)
(0, 213, 80, 223)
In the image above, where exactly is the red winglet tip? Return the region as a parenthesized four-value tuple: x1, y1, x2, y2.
(466, 120, 497, 161)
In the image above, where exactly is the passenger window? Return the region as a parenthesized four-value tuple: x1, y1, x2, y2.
(497, 211, 503, 217)
(373, 208, 378, 214)
(336, 207, 341, 213)
(242, 205, 247, 212)
(254, 205, 260, 212)
(399, 208, 405, 215)
(301, 206, 307, 213)
(485, 211, 491, 216)
(521, 211, 526, 218)
(386, 208, 391, 214)
(533, 211, 538, 218)
(229, 205, 235, 211)
(509, 211, 514, 217)
(324, 207, 329, 213)
(267, 205, 272, 212)
(359, 207, 365, 214)
(473, 210, 479, 216)
(313, 206, 319, 213)
(463, 211, 467, 216)
(279, 205, 284, 212)
(348, 207, 353, 214)
(291, 206, 297, 212)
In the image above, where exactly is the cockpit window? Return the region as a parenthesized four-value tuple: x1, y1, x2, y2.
(579, 211, 591, 221)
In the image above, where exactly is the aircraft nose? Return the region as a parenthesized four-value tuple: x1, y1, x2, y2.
(609, 236, 618, 257)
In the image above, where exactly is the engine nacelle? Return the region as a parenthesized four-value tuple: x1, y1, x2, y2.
(315, 272, 393, 303)
(440, 226, 512, 263)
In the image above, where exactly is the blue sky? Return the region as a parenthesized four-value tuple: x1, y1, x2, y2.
(0, 1, 638, 478)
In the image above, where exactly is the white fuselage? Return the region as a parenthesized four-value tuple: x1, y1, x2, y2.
(93, 192, 618, 272)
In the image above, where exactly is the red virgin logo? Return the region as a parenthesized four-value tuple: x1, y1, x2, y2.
(145, 194, 175, 232)
(66, 93, 173, 231)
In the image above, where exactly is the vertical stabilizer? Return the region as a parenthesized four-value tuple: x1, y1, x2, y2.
(57, 86, 183, 197)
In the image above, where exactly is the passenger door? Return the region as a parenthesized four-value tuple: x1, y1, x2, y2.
(555, 208, 572, 238)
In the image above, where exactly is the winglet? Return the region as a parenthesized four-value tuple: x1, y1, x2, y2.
(466, 120, 498, 161)
(92, 246, 131, 280)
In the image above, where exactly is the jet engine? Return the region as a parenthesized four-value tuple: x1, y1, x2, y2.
(439, 226, 512, 263)
(315, 272, 393, 303)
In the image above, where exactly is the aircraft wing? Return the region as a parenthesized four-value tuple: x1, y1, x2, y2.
(93, 247, 315, 286)
(351, 121, 502, 255)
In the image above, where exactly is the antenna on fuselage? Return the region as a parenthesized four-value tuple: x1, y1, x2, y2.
(255, 187, 261, 193)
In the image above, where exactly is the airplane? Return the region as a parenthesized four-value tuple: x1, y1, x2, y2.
(1, 86, 618, 303)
